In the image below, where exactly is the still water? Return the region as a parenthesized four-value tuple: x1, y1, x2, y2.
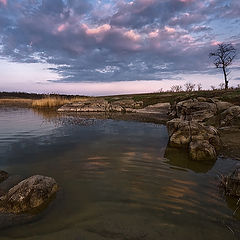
(0, 107, 239, 240)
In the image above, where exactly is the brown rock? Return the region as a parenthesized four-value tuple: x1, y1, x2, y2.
(189, 140, 217, 161)
(0, 175, 58, 214)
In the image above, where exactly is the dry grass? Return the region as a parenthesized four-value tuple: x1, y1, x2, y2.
(0, 98, 32, 107)
(31, 96, 87, 108)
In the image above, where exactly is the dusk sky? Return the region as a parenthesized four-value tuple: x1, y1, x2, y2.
(0, 0, 240, 95)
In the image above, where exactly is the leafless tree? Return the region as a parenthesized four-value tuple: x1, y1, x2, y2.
(197, 83, 202, 91)
(210, 85, 216, 90)
(184, 82, 195, 92)
(219, 83, 225, 90)
(170, 85, 183, 92)
(209, 43, 236, 89)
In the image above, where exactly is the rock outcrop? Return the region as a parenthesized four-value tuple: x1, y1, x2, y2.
(0, 175, 58, 214)
(58, 98, 144, 113)
(167, 119, 220, 161)
(0, 170, 8, 183)
(170, 97, 234, 123)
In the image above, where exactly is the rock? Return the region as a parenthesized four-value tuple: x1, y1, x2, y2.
(0, 175, 25, 197)
(175, 99, 217, 122)
(215, 101, 233, 113)
(58, 98, 143, 113)
(189, 140, 217, 161)
(166, 119, 220, 161)
(58, 98, 110, 112)
(0, 171, 8, 183)
(136, 102, 170, 115)
(219, 105, 240, 127)
(221, 166, 240, 197)
(0, 175, 58, 214)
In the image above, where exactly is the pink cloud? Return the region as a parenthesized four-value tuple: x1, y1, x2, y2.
(84, 24, 111, 35)
(57, 23, 69, 32)
(149, 29, 159, 38)
(0, 0, 7, 6)
(164, 26, 176, 34)
(211, 40, 222, 46)
(124, 30, 141, 41)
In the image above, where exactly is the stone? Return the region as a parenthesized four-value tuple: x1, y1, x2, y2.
(175, 99, 217, 122)
(222, 166, 240, 197)
(189, 140, 217, 161)
(0, 175, 58, 214)
(220, 105, 240, 127)
(0, 171, 8, 183)
(166, 119, 220, 161)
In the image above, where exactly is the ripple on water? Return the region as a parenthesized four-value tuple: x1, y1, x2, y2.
(0, 107, 239, 240)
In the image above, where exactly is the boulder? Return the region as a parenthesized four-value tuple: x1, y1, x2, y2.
(166, 119, 220, 161)
(189, 140, 217, 161)
(219, 105, 240, 127)
(0, 175, 58, 214)
(175, 99, 217, 122)
(0, 171, 8, 183)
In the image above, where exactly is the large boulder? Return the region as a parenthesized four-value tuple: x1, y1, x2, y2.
(0, 171, 8, 183)
(0, 175, 58, 214)
(170, 98, 234, 123)
(166, 119, 220, 161)
(175, 99, 217, 122)
(189, 140, 217, 161)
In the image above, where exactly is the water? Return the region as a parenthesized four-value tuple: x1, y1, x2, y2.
(0, 107, 239, 240)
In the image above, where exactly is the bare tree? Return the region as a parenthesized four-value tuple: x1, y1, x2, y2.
(197, 83, 202, 91)
(219, 83, 225, 90)
(209, 43, 236, 89)
(170, 85, 183, 92)
(210, 85, 216, 90)
(184, 82, 195, 92)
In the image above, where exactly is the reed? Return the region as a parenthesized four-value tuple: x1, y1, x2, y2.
(0, 98, 32, 106)
(32, 97, 70, 108)
(31, 96, 86, 108)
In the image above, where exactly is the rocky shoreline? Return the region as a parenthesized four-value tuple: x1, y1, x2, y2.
(1, 95, 240, 229)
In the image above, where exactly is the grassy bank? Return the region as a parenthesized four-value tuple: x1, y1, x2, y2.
(1, 89, 240, 109)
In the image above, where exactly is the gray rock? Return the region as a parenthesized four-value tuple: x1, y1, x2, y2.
(0, 170, 8, 183)
(0, 175, 58, 214)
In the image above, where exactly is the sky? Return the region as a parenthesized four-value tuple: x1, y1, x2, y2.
(0, 0, 240, 96)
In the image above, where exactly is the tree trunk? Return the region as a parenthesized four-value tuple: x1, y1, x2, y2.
(223, 67, 228, 89)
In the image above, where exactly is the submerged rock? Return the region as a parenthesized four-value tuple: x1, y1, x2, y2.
(0, 175, 58, 214)
(0, 170, 8, 183)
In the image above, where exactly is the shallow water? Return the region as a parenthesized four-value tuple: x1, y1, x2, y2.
(0, 107, 239, 240)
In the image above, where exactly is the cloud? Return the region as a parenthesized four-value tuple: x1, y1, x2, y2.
(0, 0, 239, 85)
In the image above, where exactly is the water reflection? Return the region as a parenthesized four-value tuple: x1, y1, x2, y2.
(164, 145, 215, 173)
(0, 107, 239, 240)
